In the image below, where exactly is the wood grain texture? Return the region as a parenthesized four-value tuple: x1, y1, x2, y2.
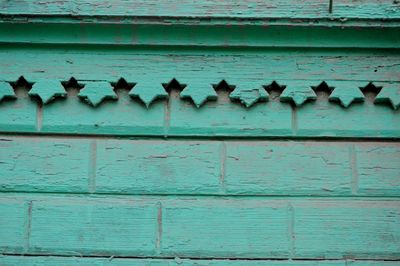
(293, 200, 400, 259)
(224, 141, 352, 195)
(1, 0, 399, 20)
(40, 94, 165, 135)
(0, 194, 399, 259)
(29, 197, 157, 256)
(356, 144, 400, 196)
(96, 140, 221, 194)
(0, 198, 26, 253)
(296, 101, 400, 138)
(2, 256, 399, 266)
(1, 136, 400, 196)
(0, 137, 90, 193)
(0, 47, 398, 83)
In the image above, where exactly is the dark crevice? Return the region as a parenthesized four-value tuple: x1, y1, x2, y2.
(264, 81, 285, 101)
(163, 78, 186, 94)
(1, 253, 399, 262)
(213, 80, 236, 103)
(361, 82, 382, 102)
(112, 78, 135, 97)
(10, 76, 33, 97)
(312, 81, 334, 100)
(61, 77, 84, 96)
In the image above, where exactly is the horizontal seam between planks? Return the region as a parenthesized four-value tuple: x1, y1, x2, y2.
(0, 133, 400, 142)
(1, 253, 400, 261)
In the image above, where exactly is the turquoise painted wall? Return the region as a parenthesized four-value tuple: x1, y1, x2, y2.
(0, 1, 399, 265)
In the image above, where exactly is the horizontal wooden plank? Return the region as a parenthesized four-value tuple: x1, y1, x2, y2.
(1, 47, 398, 83)
(0, 97, 37, 132)
(296, 101, 400, 138)
(40, 94, 165, 136)
(96, 140, 221, 194)
(293, 200, 400, 259)
(1, 256, 399, 266)
(356, 143, 400, 196)
(1, 194, 399, 259)
(1, 136, 400, 196)
(0, 198, 26, 253)
(224, 141, 352, 195)
(29, 197, 157, 256)
(0, 23, 399, 48)
(0, 137, 90, 193)
(1, 0, 399, 20)
(161, 198, 290, 258)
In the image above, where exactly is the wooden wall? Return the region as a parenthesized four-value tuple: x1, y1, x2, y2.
(0, 1, 399, 265)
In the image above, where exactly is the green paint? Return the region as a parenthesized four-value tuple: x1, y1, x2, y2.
(0, 1, 399, 264)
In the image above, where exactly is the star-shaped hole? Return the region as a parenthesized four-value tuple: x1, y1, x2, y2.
(264, 81, 285, 101)
(112, 78, 135, 97)
(312, 81, 334, 100)
(162, 78, 187, 95)
(360, 82, 382, 102)
(62, 77, 84, 96)
(213, 80, 236, 102)
(10, 76, 33, 97)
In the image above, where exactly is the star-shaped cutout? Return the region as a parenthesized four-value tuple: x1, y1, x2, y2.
(328, 81, 365, 108)
(229, 85, 268, 107)
(375, 83, 400, 109)
(78, 81, 117, 106)
(180, 80, 217, 107)
(29, 80, 67, 104)
(0, 81, 16, 102)
(129, 79, 168, 108)
(280, 81, 316, 106)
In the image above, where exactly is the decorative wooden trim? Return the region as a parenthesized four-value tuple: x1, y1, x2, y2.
(1, 76, 399, 109)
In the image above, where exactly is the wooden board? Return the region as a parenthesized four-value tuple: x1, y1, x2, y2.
(0, 194, 399, 259)
(1, 136, 399, 196)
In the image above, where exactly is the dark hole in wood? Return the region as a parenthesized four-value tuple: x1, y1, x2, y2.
(163, 78, 186, 96)
(62, 77, 84, 96)
(213, 80, 236, 103)
(361, 82, 382, 102)
(264, 81, 285, 101)
(112, 78, 135, 96)
(312, 81, 334, 100)
(10, 76, 33, 97)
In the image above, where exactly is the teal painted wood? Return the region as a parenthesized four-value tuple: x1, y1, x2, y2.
(0, 198, 26, 253)
(96, 140, 221, 195)
(293, 200, 400, 258)
(1, 23, 399, 48)
(2, 256, 399, 266)
(29, 197, 157, 256)
(1, 136, 400, 196)
(224, 141, 352, 195)
(41, 92, 165, 135)
(296, 101, 400, 138)
(0, 47, 398, 83)
(1, 194, 399, 259)
(0, 96, 37, 132)
(0, 137, 90, 193)
(356, 144, 400, 196)
(1, 0, 399, 20)
(162, 198, 290, 258)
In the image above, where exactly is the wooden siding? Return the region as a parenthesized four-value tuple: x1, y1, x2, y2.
(0, 1, 399, 265)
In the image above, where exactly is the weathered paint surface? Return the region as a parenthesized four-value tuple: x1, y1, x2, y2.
(1, 137, 400, 196)
(0, 0, 399, 265)
(0, 194, 399, 259)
